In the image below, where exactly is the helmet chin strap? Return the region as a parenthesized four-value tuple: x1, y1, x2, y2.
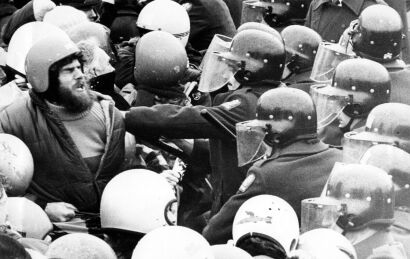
(339, 117, 355, 133)
(227, 74, 241, 90)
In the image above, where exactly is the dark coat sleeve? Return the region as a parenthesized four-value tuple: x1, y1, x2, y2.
(2, 0, 35, 45)
(202, 167, 266, 244)
(125, 90, 258, 140)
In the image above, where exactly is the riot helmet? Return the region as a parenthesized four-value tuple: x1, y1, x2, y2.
(232, 195, 299, 258)
(134, 31, 188, 87)
(236, 87, 316, 166)
(199, 29, 285, 93)
(310, 58, 390, 130)
(342, 103, 410, 162)
(360, 144, 410, 208)
(322, 163, 395, 231)
(136, 0, 190, 46)
(351, 4, 403, 63)
(281, 25, 322, 75)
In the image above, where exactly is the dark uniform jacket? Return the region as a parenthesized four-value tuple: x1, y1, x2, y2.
(285, 69, 315, 94)
(0, 91, 125, 212)
(181, 0, 236, 51)
(202, 139, 342, 244)
(305, 0, 377, 43)
(125, 81, 283, 215)
(354, 227, 407, 259)
(391, 208, 410, 259)
(386, 62, 410, 105)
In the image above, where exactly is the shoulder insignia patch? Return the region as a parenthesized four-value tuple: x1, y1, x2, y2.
(238, 174, 256, 193)
(220, 99, 241, 111)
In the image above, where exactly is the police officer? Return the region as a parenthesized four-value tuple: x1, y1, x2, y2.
(281, 25, 322, 92)
(347, 4, 410, 105)
(360, 144, 410, 258)
(125, 28, 286, 216)
(201, 87, 341, 244)
(305, 0, 379, 43)
(311, 58, 391, 147)
(342, 102, 410, 163)
(319, 163, 406, 259)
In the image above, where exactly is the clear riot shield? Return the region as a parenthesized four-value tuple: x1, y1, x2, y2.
(199, 34, 232, 71)
(236, 120, 269, 167)
(310, 84, 350, 129)
(310, 42, 356, 83)
(301, 197, 342, 233)
(198, 51, 240, 93)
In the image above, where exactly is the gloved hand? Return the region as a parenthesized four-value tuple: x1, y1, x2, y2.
(161, 170, 182, 187)
(33, 0, 56, 21)
(45, 202, 77, 222)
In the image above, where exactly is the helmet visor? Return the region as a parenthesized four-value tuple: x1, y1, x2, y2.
(310, 84, 350, 129)
(301, 197, 342, 233)
(199, 34, 232, 71)
(198, 51, 241, 93)
(342, 131, 396, 163)
(236, 120, 269, 167)
(310, 42, 356, 83)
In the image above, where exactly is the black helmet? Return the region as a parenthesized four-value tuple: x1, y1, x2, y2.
(351, 4, 403, 63)
(236, 87, 316, 166)
(281, 25, 322, 73)
(219, 29, 286, 82)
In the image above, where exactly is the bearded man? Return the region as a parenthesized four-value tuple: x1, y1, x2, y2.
(0, 34, 125, 223)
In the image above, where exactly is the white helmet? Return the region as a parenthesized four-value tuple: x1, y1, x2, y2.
(100, 169, 177, 234)
(46, 233, 117, 259)
(0, 133, 34, 196)
(131, 226, 214, 259)
(6, 197, 53, 239)
(232, 195, 299, 257)
(136, 0, 190, 46)
(211, 244, 252, 259)
(296, 228, 357, 259)
(43, 6, 88, 33)
(6, 22, 67, 76)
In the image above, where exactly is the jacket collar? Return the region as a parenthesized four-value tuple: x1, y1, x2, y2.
(261, 139, 329, 164)
(312, 0, 365, 15)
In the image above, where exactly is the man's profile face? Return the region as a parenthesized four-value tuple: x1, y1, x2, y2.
(57, 59, 93, 112)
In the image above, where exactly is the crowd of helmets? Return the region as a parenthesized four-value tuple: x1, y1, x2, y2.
(0, 0, 409, 258)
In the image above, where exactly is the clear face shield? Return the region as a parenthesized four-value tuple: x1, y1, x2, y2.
(310, 84, 351, 130)
(236, 120, 270, 167)
(198, 51, 242, 93)
(310, 42, 356, 83)
(240, 0, 290, 27)
(342, 131, 396, 163)
(300, 197, 343, 234)
(199, 34, 232, 71)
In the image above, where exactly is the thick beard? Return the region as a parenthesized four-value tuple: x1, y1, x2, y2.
(57, 83, 94, 113)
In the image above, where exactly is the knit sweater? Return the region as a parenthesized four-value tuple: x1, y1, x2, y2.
(47, 101, 106, 174)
